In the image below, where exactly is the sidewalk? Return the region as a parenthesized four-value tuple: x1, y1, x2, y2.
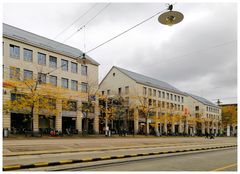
(3, 136, 237, 157)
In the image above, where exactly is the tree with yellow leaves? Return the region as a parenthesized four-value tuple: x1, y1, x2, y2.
(3, 68, 85, 133)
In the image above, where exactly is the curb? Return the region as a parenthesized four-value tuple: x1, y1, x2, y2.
(3, 145, 237, 171)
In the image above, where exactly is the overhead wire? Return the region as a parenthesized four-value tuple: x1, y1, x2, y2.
(53, 3, 98, 40)
(85, 8, 167, 54)
(63, 3, 111, 43)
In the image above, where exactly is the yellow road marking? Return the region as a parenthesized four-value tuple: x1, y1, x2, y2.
(59, 160, 73, 164)
(82, 158, 93, 162)
(3, 165, 21, 170)
(34, 162, 49, 167)
(212, 163, 237, 171)
(101, 156, 111, 160)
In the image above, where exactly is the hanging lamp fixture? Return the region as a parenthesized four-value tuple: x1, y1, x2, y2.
(158, 4, 184, 26)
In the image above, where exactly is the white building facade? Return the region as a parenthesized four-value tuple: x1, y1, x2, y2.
(3, 23, 100, 134)
(99, 66, 222, 136)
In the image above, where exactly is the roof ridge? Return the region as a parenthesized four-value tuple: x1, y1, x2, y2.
(186, 92, 218, 107)
(114, 66, 185, 95)
(3, 23, 83, 52)
(3, 23, 100, 65)
(115, 66, 171, 84)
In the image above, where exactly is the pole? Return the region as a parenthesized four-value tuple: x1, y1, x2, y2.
(105, 97, 108, 136)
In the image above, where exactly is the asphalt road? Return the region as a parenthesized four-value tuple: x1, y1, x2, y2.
(66, 147, 237, 171)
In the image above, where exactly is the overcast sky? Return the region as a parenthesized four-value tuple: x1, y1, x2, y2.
(3, 2, 238, 104)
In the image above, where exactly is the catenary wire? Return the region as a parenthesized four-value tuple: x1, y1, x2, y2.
(63, 3, 111, 43)
(85, 8, 167, 54)
(53, 3, 98, 40)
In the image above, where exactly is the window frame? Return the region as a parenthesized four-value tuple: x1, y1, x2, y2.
(61, 59, 68, 71)
(38, 52, 46, 65)
(10, 44, 20, 59)
(49, 75, 57, 86)
(61, 78, 69, 88)
(23, 48, 33, 62)
(71, 62, 78, 73)
(49, 56, 57, 68)
(71, 80, 78, 91)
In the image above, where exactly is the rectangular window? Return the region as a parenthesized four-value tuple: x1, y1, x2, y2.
(125, 86, 129, 95)
(10, 67, 20, 80)
(23, 48, 33, 62)
(178, 96, 180, 102)
(182, 105, 184, 111)
(38, 52, 46, 65)
(49, 75, 57, 86)
(143, 87, 147, 95)
(10, 44, 20, 58)
(170, 94, 173, 100)
(68, 101, 77, 111)
(153, 89, 156, 97)
(158, 91, 161, 98)
(158, 101, 161, 107)
(162, 92, 165, 99)
(153, 100, 156, 107)
(71, 62, 78, 73)
(24, 69, 33, 80)
(71, 80, 78, 91)
(167, 102, 169, 109)
(162, 101, 165, 108)
(49, 56, 57, 68)
(61, 59, 68, 71)
(118, 87, 122, 95)
(81, 65, 87, 75)
(181, 97, 184, 103)
(148, 88, 152, 96)
(178, 104, 180, 111)
(195, 106, 199, 111)
(107, 89, 110, 95)
(81, 82, 88, 92)
(38, 73, 46, 84)
(167, 93, 169, 100)
(102, 91, 105, 95)
(61, 78, 69, 88)
(174, 95, 177, 101)
(148, 99, 152, 106)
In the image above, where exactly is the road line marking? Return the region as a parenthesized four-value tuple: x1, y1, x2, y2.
(3, 165, 21, 171)
(82, 158, 93, 162)
(101, 156, 111, 160)
(59, 160, 73, 164)
(34, 162, 49, 167)
(211, 163, 237, 171)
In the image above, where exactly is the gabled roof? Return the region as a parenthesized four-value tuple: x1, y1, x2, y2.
(114, 66, 186, 95)
(3, 23, 99, 66)
(186, 93, 219, 108)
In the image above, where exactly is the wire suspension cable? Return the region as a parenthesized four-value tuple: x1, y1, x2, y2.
(86, 8, 167, 54)
(53, 3, 98, 40)
(63, 3, 111, 43)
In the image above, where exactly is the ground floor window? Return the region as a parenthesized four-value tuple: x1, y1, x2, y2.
(11, 113, 32, 133)
(39, 115, 55, 134)
(62, 117, 76, 133)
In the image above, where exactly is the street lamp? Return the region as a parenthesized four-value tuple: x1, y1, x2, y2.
(158, 4, 184, 26)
